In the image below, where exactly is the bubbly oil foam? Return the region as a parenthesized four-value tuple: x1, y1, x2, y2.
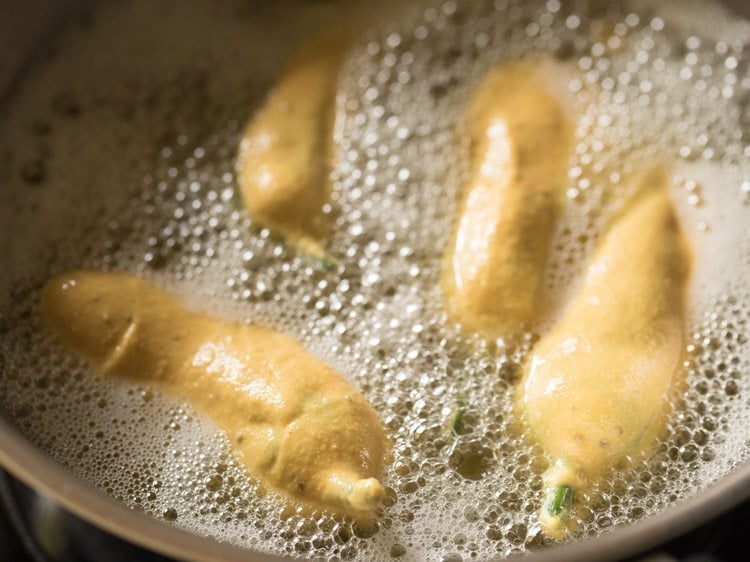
(1, 0, 750, 560)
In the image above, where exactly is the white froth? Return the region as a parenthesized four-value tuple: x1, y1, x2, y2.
(1, 0, 749, 561)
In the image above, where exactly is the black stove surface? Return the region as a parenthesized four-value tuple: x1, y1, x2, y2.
(0, 470, 746, 562)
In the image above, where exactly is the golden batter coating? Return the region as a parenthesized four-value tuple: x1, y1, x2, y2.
(518, 181, 691, 537)
(41, 271, 386, 514)
(237, 35, 349, 258)
(443, 60, 573, 338)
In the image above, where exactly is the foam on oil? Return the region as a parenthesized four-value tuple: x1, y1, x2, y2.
(1, 0, 749, 560)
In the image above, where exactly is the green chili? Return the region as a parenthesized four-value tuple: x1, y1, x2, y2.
(545, 484, 574, 517)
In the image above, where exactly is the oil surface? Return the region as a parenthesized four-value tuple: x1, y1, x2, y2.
(1, 0, 749, 560)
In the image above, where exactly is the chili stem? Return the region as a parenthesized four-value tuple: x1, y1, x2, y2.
(545, 484, 574, 517)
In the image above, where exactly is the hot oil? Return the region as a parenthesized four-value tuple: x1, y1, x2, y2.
(0, 0, 749, 560)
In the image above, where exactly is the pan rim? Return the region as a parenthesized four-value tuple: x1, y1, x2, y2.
(1, 413, 749, 562)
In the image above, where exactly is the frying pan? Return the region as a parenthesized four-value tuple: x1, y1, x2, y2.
(1, 1, 749, 561)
